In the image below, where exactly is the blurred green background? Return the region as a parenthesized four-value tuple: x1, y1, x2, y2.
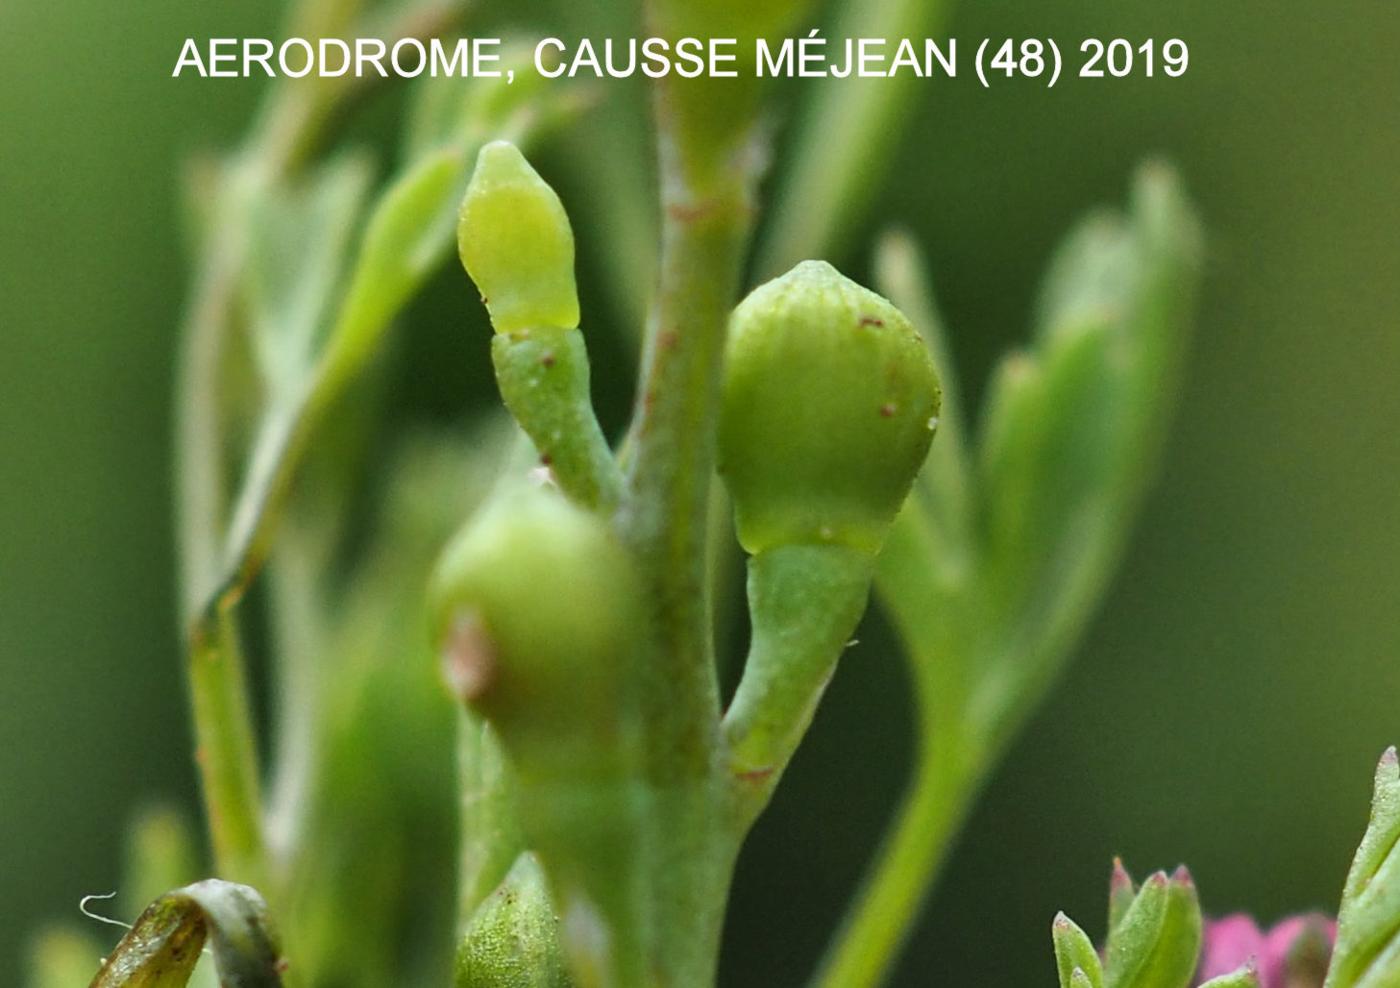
(1, 0, 1396, 984)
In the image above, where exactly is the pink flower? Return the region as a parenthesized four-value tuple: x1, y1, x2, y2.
(1196, 913, 1335, 987)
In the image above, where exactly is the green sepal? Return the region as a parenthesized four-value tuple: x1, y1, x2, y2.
(1105, 871, 1169, 988)
(719, 260, 941, 557)
(87, 880, 283, 988)
(456, 852, 573, 988)
(1324, 747, 1400, 988)
(1198, 965, 1260, 988)
(1109, 858, 1137, 941)
(1133, 867, 1202, 988)
(458, 141, 580, 334)
(1054, 913, 1105, 988)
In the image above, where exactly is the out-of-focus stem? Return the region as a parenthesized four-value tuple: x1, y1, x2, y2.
(756, 0, 949, 278)
(811, 728, 982, 988)
(187, 607, 266, 888)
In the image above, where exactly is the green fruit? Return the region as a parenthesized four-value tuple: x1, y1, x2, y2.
(719, 260, 941, 556)
(428, 485, 642, 760)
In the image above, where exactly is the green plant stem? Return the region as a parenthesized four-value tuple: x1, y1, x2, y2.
(811, 729, 981, 988)
(188, 606, 267, 889)
(614, 62, 761, 983)
(619, 144, 753, 768)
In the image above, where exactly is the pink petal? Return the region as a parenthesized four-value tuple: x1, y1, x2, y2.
(1199, 914, 1266, 982)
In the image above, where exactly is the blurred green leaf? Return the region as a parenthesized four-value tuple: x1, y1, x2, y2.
(244, 156, 372, 396)
(27, 928, 104, 988)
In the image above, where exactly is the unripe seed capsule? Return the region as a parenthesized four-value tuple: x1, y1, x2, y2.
(428, 486, 641, 756)
(719, 260, 941, 556)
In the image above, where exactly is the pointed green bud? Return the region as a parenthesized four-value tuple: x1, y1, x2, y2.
(458, 141, 579, 334)
(719, 260, 941, 556)
(1054, 913, 1105, 988)
(456, 853, 572, 988)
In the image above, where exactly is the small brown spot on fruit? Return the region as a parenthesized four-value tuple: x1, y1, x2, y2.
(442, 614, 496, 704)
(880, 403, 896, 418)
(859, 315, 885, 328)
(540, 351, 556, 368)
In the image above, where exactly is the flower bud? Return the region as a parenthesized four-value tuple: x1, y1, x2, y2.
(456, 852, 569, 988)
(719, 260, 941, 556)
(458, 141, 579, 335)
(1102, 867, 1201, 988)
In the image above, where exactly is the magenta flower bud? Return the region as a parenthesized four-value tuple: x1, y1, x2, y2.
(1196, 913, 1335, 988)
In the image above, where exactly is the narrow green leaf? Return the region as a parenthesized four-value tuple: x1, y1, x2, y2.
(324, 147, 466, 382)
(88, 880, 283, 988)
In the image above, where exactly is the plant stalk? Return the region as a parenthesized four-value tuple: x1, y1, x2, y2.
(812, 727, 982, 988)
